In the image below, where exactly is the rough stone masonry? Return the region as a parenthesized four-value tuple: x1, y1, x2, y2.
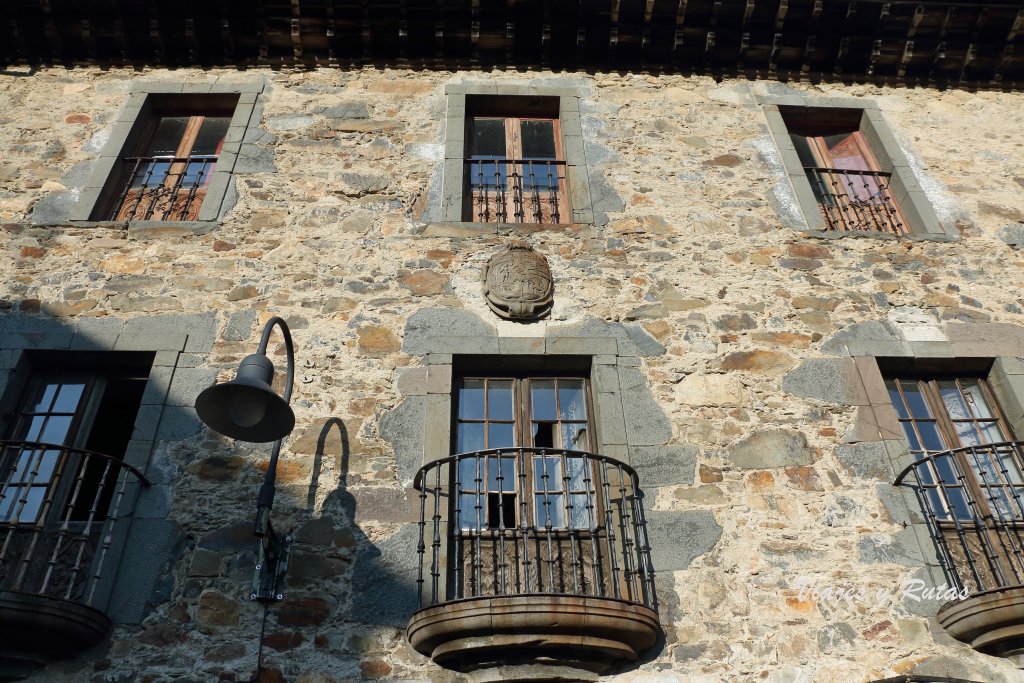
(1, 65, 1024, 683)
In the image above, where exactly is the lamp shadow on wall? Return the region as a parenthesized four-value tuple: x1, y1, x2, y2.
(313, 417, 420, 631)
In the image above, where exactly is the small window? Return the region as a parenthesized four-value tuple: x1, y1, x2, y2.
(782, 107, 906, 235)
(463, 96, 569, 225)
(105, 103, 234, 222)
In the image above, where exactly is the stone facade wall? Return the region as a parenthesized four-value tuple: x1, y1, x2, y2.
(1, 65, 1023, 682)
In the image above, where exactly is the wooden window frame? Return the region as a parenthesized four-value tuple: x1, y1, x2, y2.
(464, 114, 570, 225)
(759, 96, 951, 238)
(452, 375, 599, 532)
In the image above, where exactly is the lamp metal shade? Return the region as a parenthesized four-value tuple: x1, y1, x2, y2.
(195, 354, 296, 443)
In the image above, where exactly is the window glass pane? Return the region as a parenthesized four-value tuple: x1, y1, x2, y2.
(459, 493, 482, 530)
(902, 386, 931, 419)
(996, 446, 1024, 485)
(39, 416, 73, 444)
(488, 423, 515, 450)
(534, 456, 562, 492)
(886, 383, 909, 419)
(147, 117, 189, 156)
(471, 118, 506, 157)
(560, 424, 588, 451)
(21, 416, 47, 442)
(32, 384, 58, 413)
(901, 423, 922, 452)
(558, 380, 586, 421)
(939, 383, 971, 421)
(191, 117, 230, 155)
(487, 456, 516, 491)
(947, 488, 974, 521)
(953, 421, 984, 447)
(458, 457, 483, 490)
(535, 493, 564, 528)
(4, 486, 46, 523)
(932, 453, 960, 486)
(531, 380, 556, 420)
(960, 381, 994, 419)
(916, 422, 946, 452)
(520, 120, 556, 159)
(456, 423, 486, 454)
(458, 380, 486, 420)
(53, 383, 85, 413)
(980, 421, 1006, 445)
(567, 456, 589, 490)
(487, 381, 514, 420)
(569, 493, 592, 528)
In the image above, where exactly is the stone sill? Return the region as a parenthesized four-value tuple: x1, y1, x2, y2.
(38, 220, 218, 237)
(802, 229, 958, 242)
(421, 221, 586, 238)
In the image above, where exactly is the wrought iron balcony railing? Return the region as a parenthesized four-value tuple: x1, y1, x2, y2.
(805, 167, 906, 235)
(465, 159, 568, 224)
(413, 447, 655, 609)
(894, 441, 1024, 595)
(110, 154, 218, 221)
(0, 440, 150, 608)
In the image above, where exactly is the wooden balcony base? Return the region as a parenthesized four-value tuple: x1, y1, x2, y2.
(407, 594, 660, 680)
(0, 591, 112, 681)
(937, 585, 1024, 667)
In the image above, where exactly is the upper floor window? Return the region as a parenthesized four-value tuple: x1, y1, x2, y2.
(104, 104, 233, 222)
(0, 352, 152, 609)
(783, 107, 906, 235)
(464, 97, 569, 225)
(109, 112, 231, 222)
(438, 86, 597, 228)
(761, 98, 952, 239)
(68, 85, 264, 227)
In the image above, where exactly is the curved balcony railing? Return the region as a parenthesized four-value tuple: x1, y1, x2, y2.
(413, 447, 655, 610)
(894, 441, 1024, 595)
(0, 440, 150, 607)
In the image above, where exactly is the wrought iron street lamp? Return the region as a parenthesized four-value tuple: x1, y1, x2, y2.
(195, 316, 296, 601)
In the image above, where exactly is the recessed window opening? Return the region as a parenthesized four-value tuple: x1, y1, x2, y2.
(780, 106, 906, 235)
(463, 95, 568, 225)
(103, 94, 238, 222)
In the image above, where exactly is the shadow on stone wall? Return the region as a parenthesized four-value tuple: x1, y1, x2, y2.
(318, 418, 420, 629)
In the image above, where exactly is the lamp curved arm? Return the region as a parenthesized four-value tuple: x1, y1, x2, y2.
(256, 316, 295, 406)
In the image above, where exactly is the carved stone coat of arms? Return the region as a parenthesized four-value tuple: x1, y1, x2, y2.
(481, 241, 554, 320)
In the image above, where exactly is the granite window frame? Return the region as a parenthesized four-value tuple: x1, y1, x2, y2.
(759, 95, 955, 240)
(439, 84, 596, 232)
(68, 82, 263, 234)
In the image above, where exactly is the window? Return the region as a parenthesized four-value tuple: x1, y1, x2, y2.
(107, 110, 232, 222)
(453, 376, 596, 532)
(760, 97, 950, 238)
(0, 352, 152, 599)
(887, 368, 1024, 593)
(438, 85, 597, 228)
(70, 84, 263, 227)
(464, 100, 569, 224)
(786, 110, 908, 235)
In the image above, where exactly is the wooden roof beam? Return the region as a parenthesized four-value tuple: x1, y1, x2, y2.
(220, 0, 234, 63)
(291, 0, 303, 60)
(39, 0, 64, 63)
(775, 0, 788, 32)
